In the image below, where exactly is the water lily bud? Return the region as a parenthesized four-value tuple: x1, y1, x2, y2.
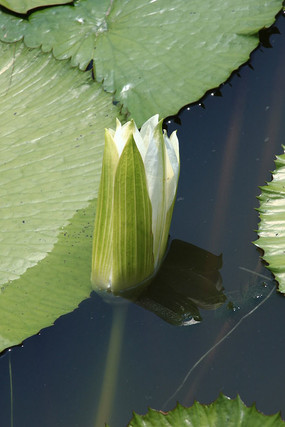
(91, 115, 180, 293)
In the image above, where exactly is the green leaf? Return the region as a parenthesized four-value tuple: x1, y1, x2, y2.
(254, 147, 285, 294)
(0, 41, 120, 286)
(0, 0, 281, 125)
(112, 134, 154, 292)
(128, 394, 285, 426)
(0, 42, 121, 351)
(0, 201, 95, 353)
(0, 0, 110, 68)
(0, 0, 72, 14)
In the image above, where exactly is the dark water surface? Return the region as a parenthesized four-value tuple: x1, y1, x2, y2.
(1, 12, 285, 427)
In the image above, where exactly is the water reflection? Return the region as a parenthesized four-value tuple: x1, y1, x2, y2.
(131, 239, 225, 325)
(98, 239, 226, 326)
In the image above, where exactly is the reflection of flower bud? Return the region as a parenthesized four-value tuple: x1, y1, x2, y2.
(91, 115, 180, 293)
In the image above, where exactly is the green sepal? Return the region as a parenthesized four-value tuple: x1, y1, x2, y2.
(112, 134, 154, 291)
(91, 130, 119, 289)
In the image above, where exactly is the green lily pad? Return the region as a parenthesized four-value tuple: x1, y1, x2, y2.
(0, 0, 72, 14)
(254, 147, 285, 294)
(128, 394, 284, 426)
(0, 41, 120, 286)
(0, 201, 95, 353)
(0, 0, 282, 126)
(0, 42, 121, 351)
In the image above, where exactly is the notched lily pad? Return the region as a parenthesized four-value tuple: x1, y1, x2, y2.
(0, 0, 282, 125)
(0, 0, 72, 14)
(254, 146, 285, 294)
(0, 41, 123, 353)
(0, 201, 96, 354)
(128, 394, 285, 426)
(0, 41, 120, 286)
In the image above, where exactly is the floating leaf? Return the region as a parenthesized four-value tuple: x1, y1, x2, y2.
(0, 0, 282, 125)
(0, 41, 120, 286)
(128, 394, 284, 426)
(0, 0, 72, 14)
(0, 201, 95, 353)
(0, 42, 121, 351)
(254, 147, 285, 294)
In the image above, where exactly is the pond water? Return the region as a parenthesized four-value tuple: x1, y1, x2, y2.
(0, 12, 285, 427)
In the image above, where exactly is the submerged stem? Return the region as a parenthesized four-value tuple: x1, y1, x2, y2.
(9, 353, 13, 427)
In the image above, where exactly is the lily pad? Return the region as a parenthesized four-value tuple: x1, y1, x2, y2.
(0, 0, 72, 14)
(0, 0, 282, 125)
(0, 41, 120, 286)
(128, 394, 284, 426)
(0, 201, 96, 353)
(0, 42, 121, 351)
(255, 147, 285, 294)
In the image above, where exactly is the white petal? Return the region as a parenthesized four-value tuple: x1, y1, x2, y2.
(163, 130, 180, 210)
(140, 114, 159, 151)
(113, 120, 133, 156)
(169, 131, 180, 165)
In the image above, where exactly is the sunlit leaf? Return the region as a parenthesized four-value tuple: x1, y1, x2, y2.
(128, 394, 285, 426)
(254, 147, 285, 294)
(0, 201, 95, 353)
(0, 42, 121, 352)
(0, 41, 120, 285)
(0, 0, 282, 125)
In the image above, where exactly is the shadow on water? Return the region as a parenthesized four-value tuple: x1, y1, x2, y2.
(118, 238, 225, 325)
